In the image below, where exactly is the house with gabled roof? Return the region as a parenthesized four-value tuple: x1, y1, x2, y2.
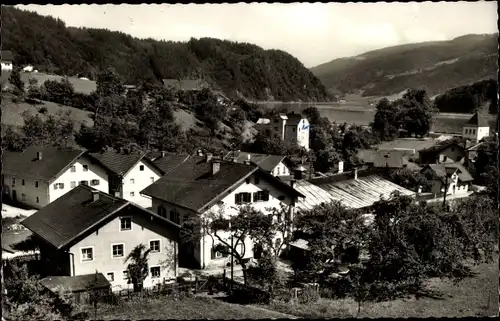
(2, 146, 109, 209)
(21, 185, 181, 291)
(223, 151, 293, 177)
(418, 140, 466, 165)
(140, 153, 304, 269)
(256, 112, 310, 151)
(462, 112, 490, 143)
(420, 163, 474, 198)
(146, 151, 192, 174)
(89, 149, 165, 208)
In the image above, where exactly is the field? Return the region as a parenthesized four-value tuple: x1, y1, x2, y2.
(92, 296, 294, 320)
(1, 97, 94, 131)
(20, 71, 97, 94)
(259, 256, 499, 318)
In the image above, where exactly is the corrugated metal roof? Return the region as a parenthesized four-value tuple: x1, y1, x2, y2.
(293, 180, 341, 211)
(317, 175, 415, 209)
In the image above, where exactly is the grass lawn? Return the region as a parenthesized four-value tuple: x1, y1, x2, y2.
(259, 257, 499, 318)
(92, 295, 294, 320)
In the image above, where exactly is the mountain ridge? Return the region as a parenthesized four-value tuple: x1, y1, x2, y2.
(2, 5, 332, 102)
(310, 33, 498, 98)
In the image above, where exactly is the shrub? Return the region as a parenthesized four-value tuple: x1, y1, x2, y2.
(298, 287, 320, 304)
(38, 106, 48, 114)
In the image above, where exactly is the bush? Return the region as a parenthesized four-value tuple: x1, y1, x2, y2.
(38, 106, 48, 114)
(226, 287, 270, 304)
(298, 287, 320, 304)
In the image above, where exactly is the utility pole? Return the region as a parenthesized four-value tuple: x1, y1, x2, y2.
(229, 220, 234, 292)
(442, 174, 449, 210)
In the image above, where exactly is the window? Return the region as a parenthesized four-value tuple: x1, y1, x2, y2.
(123, 270, 129, 280)
(12, 178, 15, 185)
(35, 181, 39, 188)
(81, 247, 93, 262)
(235, 192, 252, 204)
(139, 165, 145, 171)
(54, 183, 64, 190)
(80, 180, 89, 186)
(36, 197, 39, 203)
(150, 266, 161, 278)
(83, 165, 89, 172)
(169, 210, 180, 224)
(130, 178, 135, 184)
(21, 179, 25, 186)
(70, 181, 76, 188)
(130, 192, 135, 197)
(292, 127, 296, 132)
(253, 190, 270, 202)
(70, 166, 76, 172)
(90, 179, 100, 186)
(211, 247, 223, 259)
(21, 194, 26, 201)
(112, 244, 124, 258)
(277, 167, 280, 175)
(120, 217, 132, 231)
(150, 240, 161, 253)
(150, 177, 155, 184)
(254, 176, 260, 185)
(106, 272, 114, 282)
(158, 206, 167, 218)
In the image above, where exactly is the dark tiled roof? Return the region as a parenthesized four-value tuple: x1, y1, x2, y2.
(141, 156, 259, 212)
(152, 153, 192, 174)
(22, 185, 180, 250)
(21, 185, 129, 249)
(419, 140, 464, 154)
(372, 150, 411, 168)
(465, 112, 489, 127)
(224, 152, 286, 172)
(141, 156, 304, 213)
(89, 149, 163, 176)
(425, 163, 474, 183)
(2, 146, 85, 182)
(1, 50, 13, 61)
(41, 273, 110, 293)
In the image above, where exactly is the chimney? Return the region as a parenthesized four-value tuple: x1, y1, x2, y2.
(91, 190, 100, 202)
(353, 167, 358, 180)
(290, 179, 296, 189)
(205, 153, 213, 163)
(37, 152, 42, 160)
(211, 160, 221, 175)
(161, 151, 166, 158)
(338, 161, 344, 174)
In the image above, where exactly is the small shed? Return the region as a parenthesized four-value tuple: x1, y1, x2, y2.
(40, 273, 111, 303)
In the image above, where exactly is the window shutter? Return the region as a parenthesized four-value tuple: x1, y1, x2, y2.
(264, 191, 270, 201)
(235, 194, 240, 204)
(246, 193, 252, 203)
(253, 192, 258, 202)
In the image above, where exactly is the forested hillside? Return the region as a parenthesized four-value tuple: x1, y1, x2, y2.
(2, 6, 331, 102)
(311, 34, 497, 98)
(434, 79, 497, 114)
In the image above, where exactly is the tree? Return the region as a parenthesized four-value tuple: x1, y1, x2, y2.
(21, 110, 75, 148)
(9, 67, 25, 101)
(387, 168, 431, 192)
(86, 270, 100, 320)
(370, 98, 400, 141)
(399, 89, 436, 137)
(1, 125, 28, 151)
(125, 244, 151, 292)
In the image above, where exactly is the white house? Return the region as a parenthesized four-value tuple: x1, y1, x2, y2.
(2, 146, 109, 209)
(223, 152, 293, 177)
(89, 149, 165, 209)
(420, 163, 474, 198)
(22, 65, 34, 72)
(256, 112, 310, 151)
(462, 112, 490, 143)
(1, 51, 13, 71)
(22, 185, 181, 291)
(141, 153, 304, 269)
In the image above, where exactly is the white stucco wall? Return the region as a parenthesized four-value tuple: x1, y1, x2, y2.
(1, 62, 13, 71)
(3, 175, 50, 209)
(69, 213, 178, 291)
(297, 118, 310, 151)
(123, 160, 162, 208)
(271, 161, 291, 177)
(463, 126, 490, 143)
(151, 172, 295, 269)
(50, 155, 109, 203)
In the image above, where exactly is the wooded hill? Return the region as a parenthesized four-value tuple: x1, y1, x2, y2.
(2, 6, 332, 102)
(311, 34, 498, 98)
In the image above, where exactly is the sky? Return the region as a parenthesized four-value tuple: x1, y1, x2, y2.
(16, 2, 498, 68)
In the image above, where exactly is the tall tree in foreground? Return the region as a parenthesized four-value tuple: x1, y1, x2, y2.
(125, 244, 151, 293)
(399, 89, 436, 137)
(370, 98, 400, 141)
(9, 67, 25, 102)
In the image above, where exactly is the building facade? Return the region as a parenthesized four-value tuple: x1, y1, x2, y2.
(462, 112, 490, 143)
(256, 112, 310, 151)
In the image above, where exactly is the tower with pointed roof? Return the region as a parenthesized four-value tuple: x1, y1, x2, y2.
(462, 112, 490, 143)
